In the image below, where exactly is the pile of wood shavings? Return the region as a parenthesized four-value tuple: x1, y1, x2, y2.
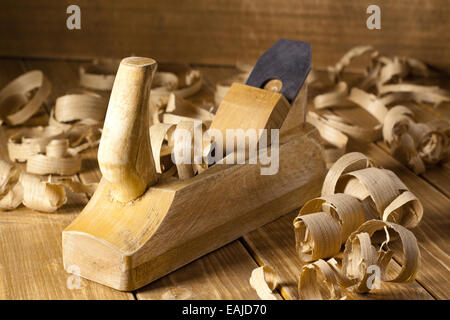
(0, 60, 208, 212)
(307, 46, 450, 173)
(250, 152, 422, 300)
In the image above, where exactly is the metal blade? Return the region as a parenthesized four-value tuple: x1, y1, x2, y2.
(245, 39, 311, 104)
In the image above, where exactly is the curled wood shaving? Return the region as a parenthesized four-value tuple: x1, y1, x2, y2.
(7, 125, 94, 176)
(348, 88, 388, 123)
(383, 106, 450, 173)
(0, 159, 95, 212)
(379, 84, 450, 107)
(150, 120, 208, 180)
(314, 81, 351, 109)
(296, 220, 421, 298)
(328, 154, 423, 228)
(150, 68, 203, 121)
(54, 93, 107, 122)
(172, 120, 196, 180)
(79, 59, 119, 90)
(163, 93, 213, 126)
(47, 175, 98, 196)
(341, 231, 380, 293)
(0, 70, 51, 126)
(307, 45, 450, 172)
(153, 72, 179, 91)
(306, 111, 348, 167)
(344, 220, 421, 286)
(292, 152, 422, 299)
(0, 159, 65, 212)
(150, 123, 176, 174)
(298, 259, 345, 300)
(316, 111, 382, 143)
(20, 173, 67, 212)
(8, 126, 65, 162)
(1, 66, 113, 213)
(26, 139, 82, 176)
(293, 211, 342, 262)
(0, 160, 22, 209)
(299, 193, 366, 243)
(249, 266, 281, 300)
(322, 152, 375, 197)
(327, 45, 377, 83)
(7, 90, 103, 176)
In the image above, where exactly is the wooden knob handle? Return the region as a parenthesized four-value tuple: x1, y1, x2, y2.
(98, 57, 158, 202)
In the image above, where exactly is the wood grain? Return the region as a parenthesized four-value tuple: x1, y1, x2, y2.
(136, 242, 270, 300)
(1, 1, 450, 72)
(242, 212, 434, 300)
(0, 199, 134, 300)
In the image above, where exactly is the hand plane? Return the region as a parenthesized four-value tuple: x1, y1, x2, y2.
(62, 39, 326, 291)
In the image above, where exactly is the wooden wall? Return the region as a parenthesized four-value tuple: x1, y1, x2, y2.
(1, 0, 449, 71)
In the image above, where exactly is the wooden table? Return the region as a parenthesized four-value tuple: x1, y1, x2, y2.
(0, 58, 448, 300)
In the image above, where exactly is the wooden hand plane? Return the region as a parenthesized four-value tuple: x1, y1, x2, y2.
(62, 39, 326, 291)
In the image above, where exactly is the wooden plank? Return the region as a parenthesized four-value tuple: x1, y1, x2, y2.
(1, 1, 450, 72)
(243, 212, 434, 300)
(0, 130, 132, 299)
(0, 193, 133, 299)
(136, 241, 267, 300)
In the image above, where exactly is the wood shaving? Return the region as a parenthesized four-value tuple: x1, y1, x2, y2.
(54, 93, 107, 122)
(0, 159, 96, 212)
(2, 65, 210, 212)
(150, 119, 208, 180)
(79, 59, 119, 91)
(26, 139, 82, 176)
(298, 259, 345, 300)
(307, 45, 450, 173)
(0, 68, 109, 213)
(314, 81, 352, 109)
(294, 194, 365, 262)
(150, 68, 203, 122)
(306, 111, 348, 167)
(344, 220, 421, 285)
(163, 93, 213, 126)
(249, 266, 281, 300)
(19, 172, 67, 212)
(8, 126, 65, 162)
(292, 152, 422, 299)
(0, 70, 51, 126)
(383, 105, 450, 174)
